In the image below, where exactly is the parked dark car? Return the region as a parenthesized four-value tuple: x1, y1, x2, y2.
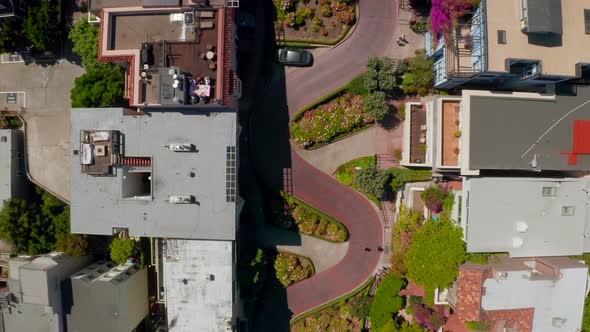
(277, 48, 313, 67)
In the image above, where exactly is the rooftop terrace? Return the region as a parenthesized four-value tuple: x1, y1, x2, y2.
(441, 100, 460, 167)
(99, 6, 234, 106)
(409, 104, 427, 164)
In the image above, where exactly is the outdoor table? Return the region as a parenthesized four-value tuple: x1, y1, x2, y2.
(194, 84, 211, 97)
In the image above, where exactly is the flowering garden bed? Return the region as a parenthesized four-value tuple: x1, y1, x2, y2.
(275, 0, 356, 45)
(274, 251, 315, 287)
(291, 277, 375, 332)
(276, 193, 349, 243)
(291, 93, 373, 148)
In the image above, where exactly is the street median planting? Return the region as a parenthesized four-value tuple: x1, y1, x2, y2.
(290, 75, 374, 149)
(274, 251, 315, 288)
(276, 193, 349, 243)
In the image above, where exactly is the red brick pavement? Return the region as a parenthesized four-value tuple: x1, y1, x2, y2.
(282, 0, 397, 317)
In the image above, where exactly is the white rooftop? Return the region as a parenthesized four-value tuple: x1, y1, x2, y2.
(163, 239, 233, 332)
(70, 108, 237, 240)
(482, 263, 588, 331)
(462, 177, 590, 257)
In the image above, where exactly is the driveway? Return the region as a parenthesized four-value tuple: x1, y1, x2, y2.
(0, 59, 84, 202)
(249, 0, 396, 326)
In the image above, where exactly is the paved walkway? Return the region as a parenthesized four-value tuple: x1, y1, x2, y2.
(295, 127, 378, 175)
(257, 225, 349, 273)
(0, 60, 84, 202)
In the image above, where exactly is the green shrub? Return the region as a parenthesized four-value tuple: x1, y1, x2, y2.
(312, 25, 320, 32)
(56, 234, 88, 257)
(405, 218, 466, 289)
(395, 207, 423, 233)
(402, 49, 434, 96)
(583, 294, 590, 331)
(0, 18, 20, 54)
(364, 91, 390, 122)
(355, 166, 390, 200)
(348, 295, 373, 318)
(369, 275, 407, 329)
(466, 253, 489, 264)
(312, 16, 323, 26)
(397, 103, 406, 120)
(274, 252, 314, 287)
(388, 168, 432, 192)
(320, 4, 333, 17)
(421, 184, 449, 213)
(71, 64, 125, 107)
(466, 321, 493, 331)
(109, 238, 138, 264)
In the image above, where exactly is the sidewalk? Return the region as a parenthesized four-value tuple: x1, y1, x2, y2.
(294, 127, 378, 175)
(257, 225, 349, 273)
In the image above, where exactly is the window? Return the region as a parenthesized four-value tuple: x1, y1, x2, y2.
(585, 9, 590, 34)
(561, 206, 576, 216)
(497, 30, 506, 44)
(509, 60, 540, 79)
(541, 187, 556, 197)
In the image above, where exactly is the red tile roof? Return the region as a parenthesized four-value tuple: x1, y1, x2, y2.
(444, 265, 536, 332)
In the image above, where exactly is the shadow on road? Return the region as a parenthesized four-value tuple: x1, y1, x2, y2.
(236, 0, 302, 330)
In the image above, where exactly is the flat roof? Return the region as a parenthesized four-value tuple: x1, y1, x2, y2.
(482, 261, 587, 331)
(70, 108, 237, 240)
(466, 87, 590, 172)
(163, 239, 233, 331)
(462, 177, 590, 257)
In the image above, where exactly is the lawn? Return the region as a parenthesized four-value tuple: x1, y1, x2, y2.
(276, 193, 349, 243)
(335, 155, 376, 186)
(274, 251, 315, 287)
(275, 0, 356, 44)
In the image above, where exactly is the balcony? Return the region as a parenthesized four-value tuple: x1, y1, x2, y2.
(433, 2, 487, 88)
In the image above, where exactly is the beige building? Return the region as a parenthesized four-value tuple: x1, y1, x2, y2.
(428, 0, 590, 90)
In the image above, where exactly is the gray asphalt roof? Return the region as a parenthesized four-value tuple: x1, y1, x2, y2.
(70, 108, 237, 240)
(468, 87, 590, 171)
(462, 177, 590, 257)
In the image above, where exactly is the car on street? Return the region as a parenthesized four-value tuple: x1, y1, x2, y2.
(277, 48, 313, 67)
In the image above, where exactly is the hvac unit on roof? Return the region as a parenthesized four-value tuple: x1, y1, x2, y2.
(166, 143, 194, 152)
(168, 195, 194, 204)
(497, 272, 508, 280)
(515, 221, 528, 233)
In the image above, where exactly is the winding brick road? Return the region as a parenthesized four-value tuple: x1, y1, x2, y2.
(284, 0, 397, 317)
(250, 0, 397, 324)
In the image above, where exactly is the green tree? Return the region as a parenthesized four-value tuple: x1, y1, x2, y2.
(365, 57, 398, 92)
(355, 166, 390, 199)
(109, 238, 137, 264)
(68, 18, 99, 68)
(23, 0, 60, 51)
(364, 91, 390, 122)
(56, 234, 88, 256)
(369, 275, 406, 329)
(405, 218, 466, 289)
(0, 18, 20, 54)
(377, 320, 425, 332)
(71, 64, 125, 107)
(402, 50, 434, 96)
